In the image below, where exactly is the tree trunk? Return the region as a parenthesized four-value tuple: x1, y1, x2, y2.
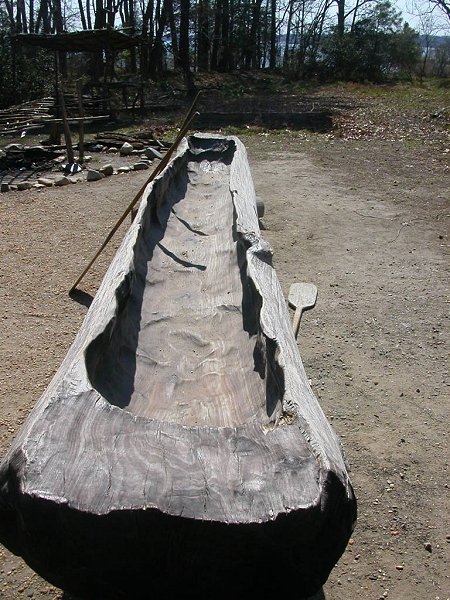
(269, 0, 276, 68)
(94, 0, 106, 29)
(129, 0, 137, 73)
(178, 0, 190, 70)
(178, 0, 196, 94)
(78, 0, 88, 30)
(197, 0, 210, 70)
(53, 0, 67, 78)
(3, 0, 15, 30)
(251, 0, 262, 69)
(141, 0, 154, 78)
(337, 0, 345, 37)
(219, 0, 231, 70)
(150, 0, 168, 79)
(210, 0, 222, 70)
(86, 0, 92, 29)
(167, 0, 179, 64)
(35, 0, 51, 33)
(29, 0, 34, 33)
(229, 0, 235, 69)
(283, 0, 294, 67)
(16, 0, 27, 33)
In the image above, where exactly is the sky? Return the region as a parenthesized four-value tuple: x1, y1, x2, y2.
(394, 0, 450, 34)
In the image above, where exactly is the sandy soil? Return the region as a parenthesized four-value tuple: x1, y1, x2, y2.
(0, 107, 449, 599)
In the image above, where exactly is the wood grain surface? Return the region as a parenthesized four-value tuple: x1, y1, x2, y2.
(0, 134, 356, 598)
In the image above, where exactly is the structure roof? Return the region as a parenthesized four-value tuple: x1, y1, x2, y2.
(15, 29, 140, 52)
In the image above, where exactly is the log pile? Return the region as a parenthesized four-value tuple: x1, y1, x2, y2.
(0, 98, 55, 136)
(94, 130, 171, 150)
(0, 96, 110, 137)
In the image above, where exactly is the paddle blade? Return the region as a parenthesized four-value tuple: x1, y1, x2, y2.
(288, 282, 318, 312)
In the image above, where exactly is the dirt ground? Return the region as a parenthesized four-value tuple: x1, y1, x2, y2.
(0, 86, 449, 599)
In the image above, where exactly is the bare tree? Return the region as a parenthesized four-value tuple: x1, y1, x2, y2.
(430, 0, 449, 20)
(407, 0, 450, 79)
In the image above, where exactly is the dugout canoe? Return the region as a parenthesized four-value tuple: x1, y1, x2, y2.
(0, 134, 356, 598)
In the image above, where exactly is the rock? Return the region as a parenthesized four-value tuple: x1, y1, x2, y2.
(33, 183, 46, 189)
(17, 181, 32, 190)
(0, 149, 6, 159)
(37, 178, 54, 187)
(54, 176, 70, 187)
(1, 183, 10, 192)
(53, 155, 66, 164)
(86, 169, 105, 182)
(117, 166, 131, 173)
(107, 147, 119, 153)
(133, 162, 149, 170)
(131, 149, 142, 156)
(84, 155, 93, 162)
(119, 142, 133, 156)
(99, 164, 114, 177)
(144, 147, 163, 160)
(424, 542, 432, 552)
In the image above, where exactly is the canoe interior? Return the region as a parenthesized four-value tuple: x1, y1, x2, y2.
(86, 136, 283, 427)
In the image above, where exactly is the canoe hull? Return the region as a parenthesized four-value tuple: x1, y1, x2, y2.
(1, 469, 354, 597)
(0, 134, 356, 598)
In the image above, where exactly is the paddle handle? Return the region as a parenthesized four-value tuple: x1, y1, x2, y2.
(292, 306, 304, 340)
(69, 108, 200, 293)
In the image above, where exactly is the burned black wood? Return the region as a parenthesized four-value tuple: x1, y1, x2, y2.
(0, 145, 63, 172)
(196, 111, 333, 132)
(0, 134, 355, 598)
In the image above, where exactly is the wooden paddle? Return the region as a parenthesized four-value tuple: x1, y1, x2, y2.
(288, 282, 318, 340)
(69, 93, 201, 294)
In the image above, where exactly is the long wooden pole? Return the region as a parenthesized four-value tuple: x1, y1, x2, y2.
(69, 101, 200, 294)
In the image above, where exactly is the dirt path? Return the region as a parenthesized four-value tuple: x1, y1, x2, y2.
(249, 135, 449, 600)
(0, 130, 449, 599)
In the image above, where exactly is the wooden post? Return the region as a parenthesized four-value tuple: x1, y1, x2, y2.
(54, 52, 59, 118)
(49, 122, 61, 145)
(77, 82, 85, 163)
(58, 90, 75, 165)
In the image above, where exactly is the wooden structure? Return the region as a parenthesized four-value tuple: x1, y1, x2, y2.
(0, 134, 356, 598)
(15, 29, 139, 52)
(10, 28, 143, 135)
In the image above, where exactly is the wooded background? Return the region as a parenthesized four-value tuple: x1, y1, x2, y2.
(0, 0, 449, 108)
